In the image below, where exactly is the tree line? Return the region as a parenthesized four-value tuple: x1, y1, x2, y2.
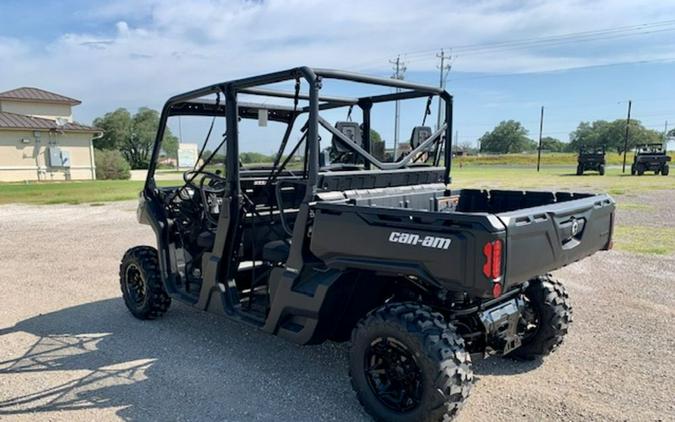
(91, 106, 670, 173)
(477, 118, 666, 154)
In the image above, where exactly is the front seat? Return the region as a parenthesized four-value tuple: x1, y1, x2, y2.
(262, 240, 291, 263)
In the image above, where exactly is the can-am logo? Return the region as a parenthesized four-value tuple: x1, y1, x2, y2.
(388, 231, 452, 250)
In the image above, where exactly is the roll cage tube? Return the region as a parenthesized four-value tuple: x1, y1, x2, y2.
(144, 66, 455, 192)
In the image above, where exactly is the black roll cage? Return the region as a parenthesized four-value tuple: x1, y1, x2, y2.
(144, 67, 454, 201)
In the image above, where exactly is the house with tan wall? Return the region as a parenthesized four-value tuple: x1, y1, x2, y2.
(0, 87, 101, 182)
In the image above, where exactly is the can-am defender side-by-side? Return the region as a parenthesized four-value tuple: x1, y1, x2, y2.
(577, 146, 606, 175)
(631, 143, 671, 176)
(120, 67, 615, 421)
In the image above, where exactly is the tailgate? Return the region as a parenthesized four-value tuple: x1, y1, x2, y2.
(498, 194, 614, 287)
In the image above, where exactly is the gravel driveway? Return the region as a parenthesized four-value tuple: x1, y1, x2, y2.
(0, 198, 673, 421)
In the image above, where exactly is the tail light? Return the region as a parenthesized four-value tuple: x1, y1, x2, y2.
(483, 239, 504, 297)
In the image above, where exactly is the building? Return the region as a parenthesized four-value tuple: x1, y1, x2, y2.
(0, 87, 101, 181)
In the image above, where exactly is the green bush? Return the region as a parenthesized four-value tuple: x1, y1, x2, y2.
(95, 149, 131, 180)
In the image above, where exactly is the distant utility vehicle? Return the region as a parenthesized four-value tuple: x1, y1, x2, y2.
(631, 143, 670, 175)
(120, 67, 615, 421)
(577, 146, 606, 175)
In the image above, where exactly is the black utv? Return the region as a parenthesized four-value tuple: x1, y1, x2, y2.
(576, 146, 606, 175)
(120, 67, 615, 421)
(631, 143, 670, 175)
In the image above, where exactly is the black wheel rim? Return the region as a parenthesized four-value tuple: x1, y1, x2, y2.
(364, 337, 423, 413)
(125, 264, 146, 306)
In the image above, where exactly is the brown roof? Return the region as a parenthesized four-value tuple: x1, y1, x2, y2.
(0, 111, 100, 133)
(0, 87, 81, 105)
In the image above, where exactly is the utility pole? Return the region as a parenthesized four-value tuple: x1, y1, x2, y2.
(436, 49, 452, 131)
(537, 106, 544, 172)
(390, 55, 406, 157)
(622, 100, 632, 173)
(664, 120, 669, 142)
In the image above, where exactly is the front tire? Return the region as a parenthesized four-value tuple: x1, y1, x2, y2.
(511, 275, 572, 360)
(120, 246, 171, 320)
(350, 303, 473, 422)
(576, 164, 583, 175)
(598, 164, 605, 175)
(663, 164, 670, 176)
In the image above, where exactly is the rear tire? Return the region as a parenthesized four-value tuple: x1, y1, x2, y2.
(663, 164, 669, 176)
(598, 164, 605, 175)
(637, 164, 645, 176)
(120, 246, 171, 320)
(350, 302, 473, 422)
(576, 164, 583, 175)
(510, 275, 572, 360)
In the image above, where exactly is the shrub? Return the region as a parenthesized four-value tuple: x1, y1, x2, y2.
(95, 149, 131, 180)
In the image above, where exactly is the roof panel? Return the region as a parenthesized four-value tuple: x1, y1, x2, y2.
(0, 111, 99, 132)
(0, 87, 81, 105)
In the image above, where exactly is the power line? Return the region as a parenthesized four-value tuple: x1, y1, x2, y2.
(446, 56, 675, 83)
(351, 19, 675, 71)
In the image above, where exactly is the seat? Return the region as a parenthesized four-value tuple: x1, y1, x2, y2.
(330, 121, 363, 165)
(410, 126, 433, 149)
(263, 240, 291, 263)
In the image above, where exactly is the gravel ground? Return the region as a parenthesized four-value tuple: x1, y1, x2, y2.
(0, 197, 673, 422)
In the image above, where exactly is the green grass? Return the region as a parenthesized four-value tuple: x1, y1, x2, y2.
(0, 180, 146, 205)
(456, 152, 674, 166)
(1, 164, 673, 256)
(449, 166, 675, 193)
(613, 226, 675, 255)
(1, 164, 673, 206)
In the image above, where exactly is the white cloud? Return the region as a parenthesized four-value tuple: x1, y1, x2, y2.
(1, 0, 674, 123)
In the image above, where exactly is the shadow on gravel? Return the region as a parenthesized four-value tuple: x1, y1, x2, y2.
(472, 356, 543, 377)
(0, 299, 367, 421)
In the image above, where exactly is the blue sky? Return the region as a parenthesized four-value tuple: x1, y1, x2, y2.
(1, 0, 675, 152)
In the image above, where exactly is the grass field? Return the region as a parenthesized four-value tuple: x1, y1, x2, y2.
(1, 165, 673, 255)
(0, 166, 672, 204)
(0, 180, 146, 205)
(455, 151, 674, 166)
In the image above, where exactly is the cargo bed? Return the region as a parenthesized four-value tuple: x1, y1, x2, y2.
(311, 185, 615, 298)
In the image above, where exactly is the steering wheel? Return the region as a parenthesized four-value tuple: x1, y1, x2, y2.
(181, 170, 227, 224)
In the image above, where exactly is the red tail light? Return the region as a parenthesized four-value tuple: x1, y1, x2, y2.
(483, 239, 503, 279)
(483, 239, 504, 297)
(492, 282, 503, 298)
(492, 239, 502, 278)
(482, 242, 493, 278)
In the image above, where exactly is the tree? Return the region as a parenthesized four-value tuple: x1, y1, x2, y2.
(369, 129, 386, 160)
(539, 136, 566, 152)
(93, 108, 132, 150)
(568, 119, 662, 154)
(479, 120, 535, 153)
(93, 107, 178, 169)
(94, 149, 131, 180)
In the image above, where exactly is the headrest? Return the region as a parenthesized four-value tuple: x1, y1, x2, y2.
(332, 121, 363, 153)
(410, 126, 433, 149)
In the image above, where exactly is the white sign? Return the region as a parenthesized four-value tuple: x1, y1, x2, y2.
(178, 143, 199, 168)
